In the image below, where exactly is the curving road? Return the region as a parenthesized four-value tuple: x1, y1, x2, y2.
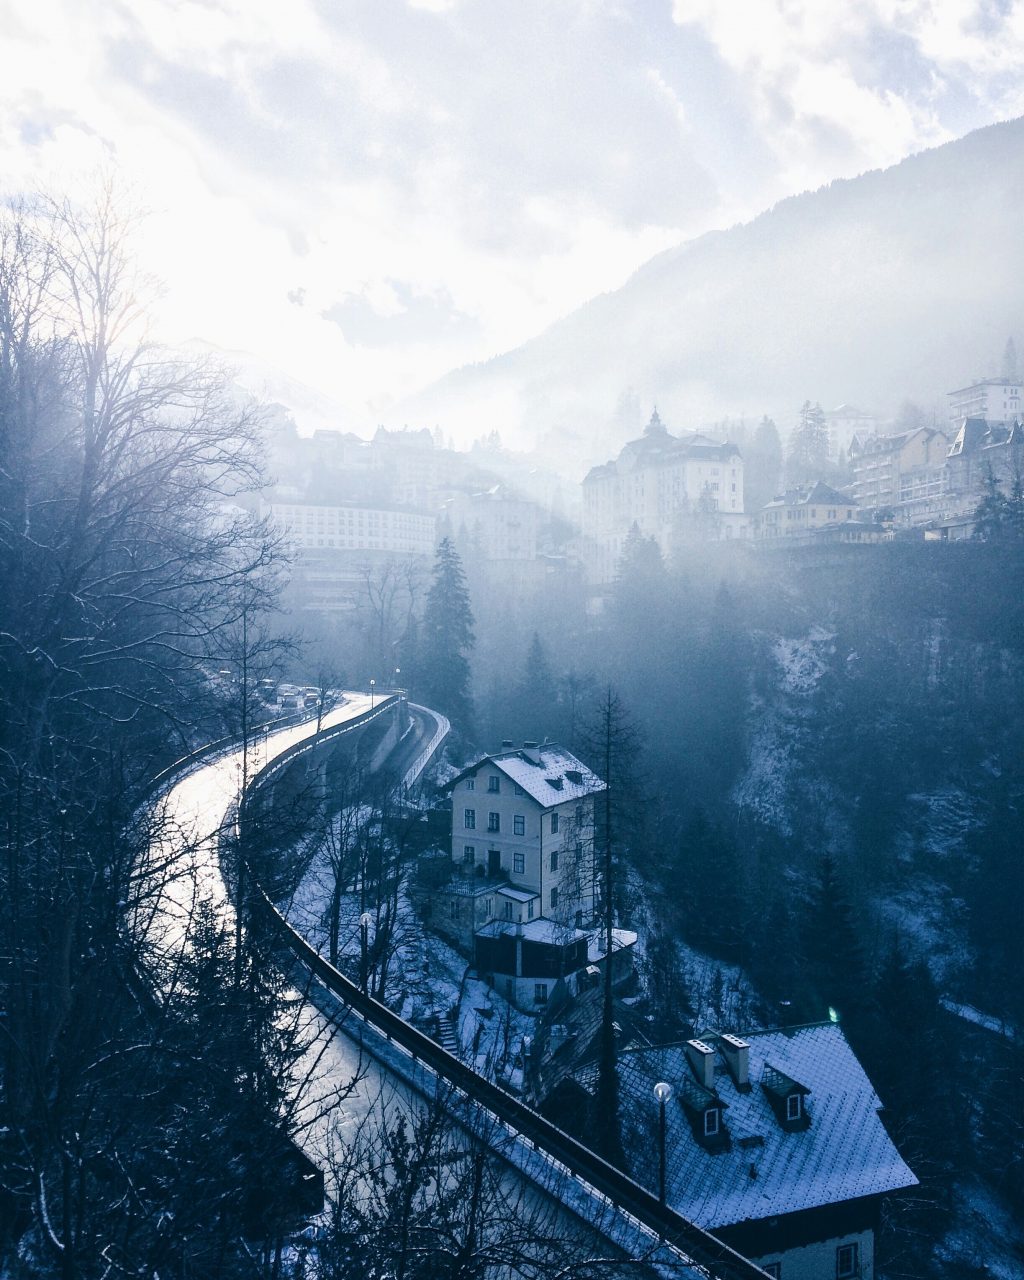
(136, 693, 726, 1279)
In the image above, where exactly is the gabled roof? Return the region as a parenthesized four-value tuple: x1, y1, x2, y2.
(609, 1024, 917, 1230)
(451, 744, 606, 809)
(761, 482, 858, 512)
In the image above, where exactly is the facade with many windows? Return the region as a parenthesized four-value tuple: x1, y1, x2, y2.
(437, 742, 637, 1011)
(582, 409, 746, 582)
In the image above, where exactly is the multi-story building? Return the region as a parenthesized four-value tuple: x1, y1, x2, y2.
(948, 379, 1022, 424)
(438, 742, 636, 1011)
(442, 485, 543, 563)
(261, 499, 437, 613)
(946, 417, 1024, 503)
(849, 427, 950, 520)
(755, 482, 860, 539)
(826, 404, 880, 460)
(582, 410, 745, 582)
(571, 1025, 917, 1279)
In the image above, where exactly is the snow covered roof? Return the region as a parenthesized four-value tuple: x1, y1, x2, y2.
(586, 927, 638, 964)
(761, 481, 857, 511)
(611, 1024, 917, 1230)
(476, 917, 587, 945)
(497, 885, 539, 904)
(451, 744, 605, 809)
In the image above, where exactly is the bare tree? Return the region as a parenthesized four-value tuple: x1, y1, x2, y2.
(0, 181, 304, 1278)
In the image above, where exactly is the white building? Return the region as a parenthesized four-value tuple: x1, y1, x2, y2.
(263, 500, 436, 556)
(448, 741, 604, 928)
(591, 1025, 918, 1280)
(948, 379, 1021, 424)
(261, 500, 437, 613)
(439, 742, 636, 1011)
(825, 404, 880, 459)
(582, 409, 746, 582)
(442, 485, 543, 562)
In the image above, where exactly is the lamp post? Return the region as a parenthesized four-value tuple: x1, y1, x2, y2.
(394, 667, 401, 689)
(369, 678, 375, 709)
(654, 1081, 673, 1211)
(359, 911, 373, 996)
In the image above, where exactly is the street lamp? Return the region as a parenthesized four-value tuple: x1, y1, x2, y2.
(359, 911, 373, 996)
(394, 667, 401, 689)
(654, 1081, 673, 1210)
(369, 678, 375, 709)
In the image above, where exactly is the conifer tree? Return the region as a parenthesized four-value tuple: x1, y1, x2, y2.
(512, 631, 558, 742)
(419, 537, 475, 727)
(786, 401, 830, 487)
(803, 853, 870, 1027)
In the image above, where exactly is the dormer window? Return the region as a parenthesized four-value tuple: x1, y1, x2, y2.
(704, 1108, 720, 1138)
(786, 1094, 802, 1122)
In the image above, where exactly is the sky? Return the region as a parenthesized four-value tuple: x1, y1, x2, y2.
(2, 0, 1024, 435)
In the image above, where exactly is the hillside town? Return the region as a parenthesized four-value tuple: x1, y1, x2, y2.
(258, 366, 1024, 614)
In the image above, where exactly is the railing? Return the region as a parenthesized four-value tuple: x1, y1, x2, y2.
(238, 715, 768, 1280)
(402, 702, 451, 790)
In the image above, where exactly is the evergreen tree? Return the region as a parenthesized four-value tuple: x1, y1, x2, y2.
(745, 415, 784, 512)
(675, 807, 746, 959)
(418, 537, 475, 727)
(803, 854, 870, 1027)
(581, 687, 642, 1170)
(512, 631, 558, 742)
(786, 401, 830, 487)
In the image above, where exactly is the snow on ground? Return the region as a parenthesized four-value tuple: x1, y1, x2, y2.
(732, 627, 836, 835)
(905, 787, 984, 861)
(875, 872, 972, 986)
(937, 1177, 1024, 1280)
(940, 999, 1020, 1042)
(774, 626, 835, 697)
(281, 820, 537, 1091)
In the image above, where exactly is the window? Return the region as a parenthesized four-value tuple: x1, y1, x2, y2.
(550, 849, 559, 872)
(513, 852, 525, 874)
(550, 812, 559, 834)
(449, 900, 459, 921)
(762, 1264, 781, 1278)
(503, 901, 513, 920)
(514, 784, 525, 796)
(464, 809, 476, 830)
(575, 805, 584, 824)
(704, 1108, 720, 1137)
(550, 887, 559, 909)
(527, 899, 535, 919)
(465, 778, 475, 790)
(463, 845, 475, 865)
(534, 983, 548, 1004)
(836, 1244, 859, 1279)
(786, 1094, 802, 1121)
(487, 812, 500, 833)
(488, 775, 500, 793)
(513, 815, 525, 836)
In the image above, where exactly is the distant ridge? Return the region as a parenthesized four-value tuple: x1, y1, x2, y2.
(396, 117, 1024, 474)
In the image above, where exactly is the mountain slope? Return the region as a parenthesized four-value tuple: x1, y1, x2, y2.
(398, 117, 1024, 468)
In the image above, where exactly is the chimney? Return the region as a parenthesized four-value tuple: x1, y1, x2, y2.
(720, 1033, 750, 1088)
(685, 1038, 716, 1090)
(501, 739, 514, 749)
(521, 740, 541, 764)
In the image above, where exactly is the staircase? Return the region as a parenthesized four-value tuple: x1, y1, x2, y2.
(437, 1014, 460, 1056)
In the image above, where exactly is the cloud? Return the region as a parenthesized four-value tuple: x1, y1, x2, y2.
(1, 0, 1020, 436)
(323, 280, 480, 348)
